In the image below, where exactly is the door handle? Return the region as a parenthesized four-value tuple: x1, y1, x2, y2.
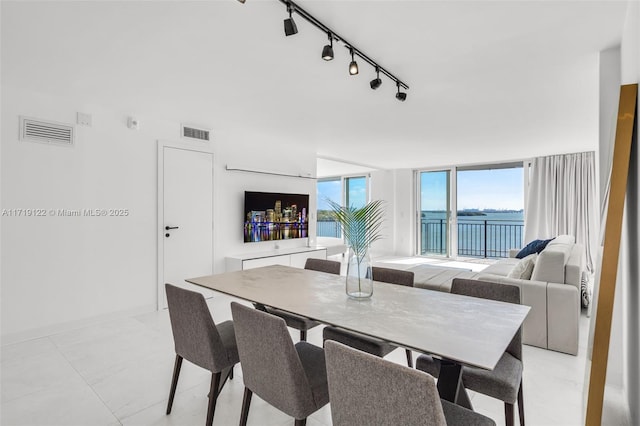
(165, 226, 179, 230)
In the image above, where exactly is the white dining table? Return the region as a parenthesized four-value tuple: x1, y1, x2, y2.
(186, 264, 529, 407)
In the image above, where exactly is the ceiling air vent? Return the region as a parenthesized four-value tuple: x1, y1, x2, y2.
(20, 117, 74, 147)
(181, 124, 211, 142)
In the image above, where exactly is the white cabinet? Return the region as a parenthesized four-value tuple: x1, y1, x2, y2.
(243, 255, 291, 270)
(226, 247, 327, 272)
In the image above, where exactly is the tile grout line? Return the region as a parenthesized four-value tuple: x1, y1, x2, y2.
(54, 336, 124, 426)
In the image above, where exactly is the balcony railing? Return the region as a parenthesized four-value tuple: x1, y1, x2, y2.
(318, 218, 523, 258)
(421, 219, 524, 258)
(317, 220, 341, 238)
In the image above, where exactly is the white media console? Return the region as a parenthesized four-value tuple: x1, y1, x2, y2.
(225, 246, 328, 271)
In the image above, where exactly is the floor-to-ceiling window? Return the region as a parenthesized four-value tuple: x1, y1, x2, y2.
(416, 163, 524, 259)
(417, 171, 450, 256)
(317, 175, 368, 238)
(456, 164, 524, 258)
(345, 176, 367, 208)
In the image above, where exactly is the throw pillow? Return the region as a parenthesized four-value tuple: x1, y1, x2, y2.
(508, 253, 537, 280)
(515, 238, 555, 259)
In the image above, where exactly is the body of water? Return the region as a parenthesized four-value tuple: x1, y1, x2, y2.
(422, 211, 524, 223)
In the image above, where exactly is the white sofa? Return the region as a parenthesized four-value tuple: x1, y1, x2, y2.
(406, 235, 583, 355)
(477, 235, 583, 355)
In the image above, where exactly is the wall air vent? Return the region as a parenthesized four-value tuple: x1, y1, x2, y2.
(181, 124, 211, 142)
(20, 117, 74, 147)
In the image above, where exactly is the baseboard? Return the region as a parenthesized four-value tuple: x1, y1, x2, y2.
(600, 385, 632, 426)
(1, 304, 157, 346)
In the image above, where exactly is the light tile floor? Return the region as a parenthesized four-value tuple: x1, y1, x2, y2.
(1, 293, 594, 426)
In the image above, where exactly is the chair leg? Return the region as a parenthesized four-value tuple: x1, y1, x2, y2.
(505, 402, 515, 426)
(239, 387, 253, 426)
(517, 381, 525, 426)
(294, 419, 306, 426)
(300, 330, 307, 341)
(166, 354, 183, 415)
(230, 365, 234, 380)
(206, 372, 221, 426)
(405, 349, 413, 368)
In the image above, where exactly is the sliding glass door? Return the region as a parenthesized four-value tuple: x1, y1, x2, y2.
(416, 163, 524, 259)
(417, 170, 450, 256)
(317, 175, 368, 239)
(456, 164, 524, 258)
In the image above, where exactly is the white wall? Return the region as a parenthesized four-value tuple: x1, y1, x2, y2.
(1, 86, 316, 340)
(213, 141, 316, 273)
(598, 46, 626, 392)
(392, 169, 415, 256)
(619, 2, 640, 423)
(599, 1, 640, 423)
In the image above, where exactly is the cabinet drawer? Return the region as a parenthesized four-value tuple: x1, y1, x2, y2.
(243, 255, 291, 270)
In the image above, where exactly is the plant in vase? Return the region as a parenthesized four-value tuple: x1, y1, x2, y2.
(327, 199, 385, 299)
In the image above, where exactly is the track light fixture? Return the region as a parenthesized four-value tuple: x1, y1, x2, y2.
(396, 82, 407, 102)
(240, 0, 409, 101)
(283, 4, 298, 36)
(348, 48, 359, 75)
(370, 67, 382, 90)
(322, 32, 334, 61)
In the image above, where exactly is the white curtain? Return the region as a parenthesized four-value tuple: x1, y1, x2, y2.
(524, 151, 597, 273)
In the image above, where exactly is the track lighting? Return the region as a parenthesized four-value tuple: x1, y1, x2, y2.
(241, 0, 409, 101)
(284, 5, 298, 36)
(322, 32, 334, 61)
(370, 67, 382, 90)
(395, 82, 407, 102)
(348, 48, 359, 75)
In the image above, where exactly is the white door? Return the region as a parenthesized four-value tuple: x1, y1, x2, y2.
(159, 145, 214, 309)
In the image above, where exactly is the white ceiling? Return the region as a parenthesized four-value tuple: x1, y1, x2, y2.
(2, 1, 629, 173)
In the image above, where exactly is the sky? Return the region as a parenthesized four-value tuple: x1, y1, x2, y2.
(421, 167, 524, 211)
(317, 168, 524, 211)
(317, 177, 366, 209)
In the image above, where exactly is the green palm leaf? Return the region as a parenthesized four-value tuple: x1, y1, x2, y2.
(326, 198, 385, 260)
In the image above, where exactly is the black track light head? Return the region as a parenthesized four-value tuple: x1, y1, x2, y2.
(349, 48, 359, 75)
(396, 82, 407, 101)
(322, 45, 334, 61)
(370, 67, 382, 89)
(322, 33, 334, 61)
(284, 5, 298, 36)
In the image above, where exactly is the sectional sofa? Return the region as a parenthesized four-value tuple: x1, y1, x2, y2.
(408, 235, 584, 355)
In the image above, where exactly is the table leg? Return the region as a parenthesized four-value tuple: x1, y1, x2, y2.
(437, 360, 473, 410)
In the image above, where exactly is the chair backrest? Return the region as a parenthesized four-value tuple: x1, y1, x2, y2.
(165, 284, 229, 372)
(372, 266, 415, 287)
(325, 340, 447, 426)
(304, 258, 341, 275)
(450, 278, 522, 360)
(230, 302, 317, 419)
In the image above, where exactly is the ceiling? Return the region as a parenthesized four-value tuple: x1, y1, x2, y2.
(1, 1, 629, 173)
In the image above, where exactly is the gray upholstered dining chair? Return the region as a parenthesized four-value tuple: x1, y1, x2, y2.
(325, 340, 496, 426)
(230, 302, 330, 426)
(164, 284, 239, 426)
(322, 266, 416, 367)
(260, 258, 341, 341)
(416, 278, 525, 426)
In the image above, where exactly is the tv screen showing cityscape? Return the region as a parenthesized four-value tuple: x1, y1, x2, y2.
(244, 191, 309, 243)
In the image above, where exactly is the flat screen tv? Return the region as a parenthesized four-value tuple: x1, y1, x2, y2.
(244, 191, 309, 243)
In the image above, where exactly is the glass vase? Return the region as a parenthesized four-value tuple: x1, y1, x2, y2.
(345, 247, 373, 299)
